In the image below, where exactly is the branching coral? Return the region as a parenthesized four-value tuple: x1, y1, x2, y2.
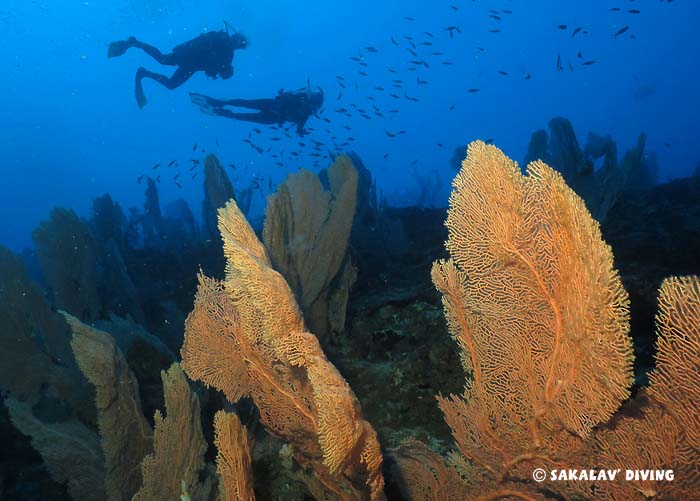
(5, 397, 107, 500)
(202, 154, 236, 239)
(214, 410, 255, 501)
(181, 198, 384, 500)
(432, 140, 635, 498)
(388, 440, 464, 501)
(134, 362, 212, 501)
(33, 208, 101, 320)
(0, 245, 78, 400)
(592, 276, 700, 500)
(64, 312, 154, 501)
(262, 154, 358, 341)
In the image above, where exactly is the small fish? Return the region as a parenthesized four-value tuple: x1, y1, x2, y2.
(445, 26, 459, 38)
(192, 159, 200, 165)
(336, 75, 344, 81)
(168, 160, 176, 167)
(485, 138, 494, 144)
(468, 88, 479, 93)
(173, 173, 180, 181)
(156, 175, 161, 183)
(404, 16, 415, 21)
(365, 46, 378, 52)
(524, 73, 531, 80)
(408, 48, 418, 56)
(229, 163, 236, 169)
(191, 172, 198, 180)
(488, 29, 501, 33)
(384, 153, 389, 159)
(571, 27, 582, 37)
(359, 71, 368, 76)
(152, 162, 160, 170)
(628, 9, 640, 14)
(490, 15, 501, 21)
(271, 137, 281, 141)
(437, 143, 443, 148)
(174, 180, 182, 189)
(558, 24, 567, 30)
(556, 52, 563, 72)
(449, 104, 455, 110)
(498, 70, 508, 76)
(450, 5, 458, 11)
(614, 26, 629, 38)
(581, 60, 596, 66)
(253, 128, 262, 133)
(338, 81, 346, 88)
(610, 7, 621, 12)
(442, 61, 454, 66)
(137, 174, 144, 184)
(385, 130, 397, 138)
(192, 143, 197, 151)
(359, 61, 368, 67)
(391, 36, 398, 45)
(476, 46, 486, 52)
(338, 92, 342, 101)
(420, 41, 433, 46)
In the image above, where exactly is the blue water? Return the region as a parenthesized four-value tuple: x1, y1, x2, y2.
(1, 0, 698, 250)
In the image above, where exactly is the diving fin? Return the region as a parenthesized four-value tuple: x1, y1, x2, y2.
(108, 37, 135, 58)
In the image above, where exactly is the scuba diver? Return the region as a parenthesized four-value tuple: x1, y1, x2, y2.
(189, 85, 324, 136)
(107, 22, 247, 108)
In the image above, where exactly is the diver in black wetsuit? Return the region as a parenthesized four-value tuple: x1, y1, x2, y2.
(108, 28, 247, 108)
(190, 87, 324, 136)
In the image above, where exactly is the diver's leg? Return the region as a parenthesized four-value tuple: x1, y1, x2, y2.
(108, 37, 177, 65)
(222, 111, 279, 125)
(135, 66, 194, 108)
(190, 93, 230, 109)
(223, 98, 276, 111)
(131, 40, 178, 65)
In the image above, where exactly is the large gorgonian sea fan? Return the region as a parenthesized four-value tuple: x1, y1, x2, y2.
(432, 140, 635, 498)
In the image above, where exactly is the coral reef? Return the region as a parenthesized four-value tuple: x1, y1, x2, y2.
(388, 141, 700, 499)
(3, 135, 700, 500)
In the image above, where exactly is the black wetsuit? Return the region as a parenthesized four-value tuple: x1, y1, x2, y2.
(190, 89, 323, 136)
(108, 30, 245, 107)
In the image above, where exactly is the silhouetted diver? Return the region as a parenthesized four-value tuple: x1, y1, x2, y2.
(108, 27, 247, 108)
(190, 86, 324, 136)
